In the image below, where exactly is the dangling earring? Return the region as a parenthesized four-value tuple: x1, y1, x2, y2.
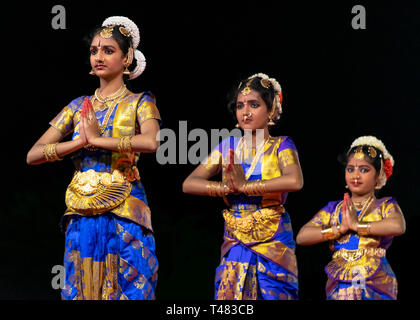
(345, 185, 349, 189)
(267, 117, 275, 126)
(123, 65, 131, 75)
(235, 123, 240, 128)
(89, 69, 95, 75)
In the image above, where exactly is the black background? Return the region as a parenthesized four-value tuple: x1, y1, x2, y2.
(2, 0, 419, 304)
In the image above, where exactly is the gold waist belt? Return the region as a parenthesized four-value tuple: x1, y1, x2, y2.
(223, 206, 285, 234)
(333, 247, 386, 262)
(65, 169, 132, 215)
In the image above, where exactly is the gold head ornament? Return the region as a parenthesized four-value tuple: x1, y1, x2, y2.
(353, 146, 365, 160)
(368, 146, 377, 158)
(241, 78, 254, 95)
(100, 25, 132, 39)
(100, 26, 114, 38)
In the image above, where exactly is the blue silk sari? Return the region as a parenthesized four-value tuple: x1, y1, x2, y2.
(310, 197, 402, 300)
(206, 136, 300, 300)
(50, 91, 160, 300)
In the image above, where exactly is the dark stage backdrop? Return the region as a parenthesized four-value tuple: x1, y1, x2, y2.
(3, 1, 419, 302)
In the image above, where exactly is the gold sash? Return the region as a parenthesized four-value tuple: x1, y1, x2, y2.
(223, 206, 285, 243)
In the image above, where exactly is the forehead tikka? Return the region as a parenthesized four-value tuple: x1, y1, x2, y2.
(353, 146, 365, 160)
(241, 78, 254, 95)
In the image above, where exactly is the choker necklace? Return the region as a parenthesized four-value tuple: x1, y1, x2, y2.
(93, 84, 127, 111)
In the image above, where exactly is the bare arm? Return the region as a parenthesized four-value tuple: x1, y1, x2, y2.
(87, 118, 160, 153)
(26, 126, 85, 165)
(241, 162, 303, 193)
(183, 147, 304, 196)
(348, 210, 406, 237)
(182, 162, 222, 196)
(297, 204, 406, 246)
(296, 223, 334, 246)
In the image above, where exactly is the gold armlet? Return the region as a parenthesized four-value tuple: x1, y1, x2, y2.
(357, 222, 371, 236)
(321, 226, 339, 240)
(43, 143, 62, 162)
(243, 180, 266, 196)
(118, 136, 133, 154)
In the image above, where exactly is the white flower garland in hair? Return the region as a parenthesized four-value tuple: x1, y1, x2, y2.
(248, 73, 283, 115)
(102, 16, 145, 79)
(102, 16, 140, 48)
(129, 49, 146, 80)
(350, 136, 394, 166)
(249, 73, 282, 94)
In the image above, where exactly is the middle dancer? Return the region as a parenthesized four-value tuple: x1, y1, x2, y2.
(183, 73, 303, 300)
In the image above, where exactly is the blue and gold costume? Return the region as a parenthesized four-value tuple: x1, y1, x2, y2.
(310, 197, 402, 300)
(50, 91, 160, 300)
(206, 136, 300, 300)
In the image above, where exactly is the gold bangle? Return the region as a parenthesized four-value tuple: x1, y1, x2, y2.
(118, 136, 133, 153)
(207, 181, 229, 197)
(357, 222, 371, 236)
(43, 143, 62, 162)
(243, 180, 266, 196)
(321, 226, 337, 240)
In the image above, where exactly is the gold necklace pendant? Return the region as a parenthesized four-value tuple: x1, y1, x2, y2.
(353, 196, 372, 211)
(93, 101, 108, 112)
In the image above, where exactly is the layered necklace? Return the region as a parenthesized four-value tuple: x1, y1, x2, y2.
(93, 84, 127, 111)
(353, 195, 374, 212)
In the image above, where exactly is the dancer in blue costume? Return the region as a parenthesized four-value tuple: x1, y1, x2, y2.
(27, 16, 160, 299)
(297, 136, 405, 300)
(183, 73, 303, 300)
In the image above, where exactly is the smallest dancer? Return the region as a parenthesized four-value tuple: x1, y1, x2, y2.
(297, 136, 405, 300)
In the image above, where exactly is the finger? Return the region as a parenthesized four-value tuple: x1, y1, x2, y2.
(82, 97, 90, 117)
(87, 97, 93, 109)
(229, 148, 235, 165)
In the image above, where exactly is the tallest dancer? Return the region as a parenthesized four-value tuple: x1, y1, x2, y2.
(183, 73, 303, 299)
(27, 16, 161, 300)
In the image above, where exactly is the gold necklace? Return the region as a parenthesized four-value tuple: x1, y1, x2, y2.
(353, 195, 373, 211)
(236, 136, 269, 180)
(93, 84, 127, 111)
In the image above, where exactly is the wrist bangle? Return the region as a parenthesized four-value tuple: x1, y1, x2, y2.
(321, 226, 338, 240)
(243, 180, 266, 196)
(357, 222, 371, 236)
(43, 143, 62, 162)
(207, 181, 229, 197)
(118, 136, 133, 154)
